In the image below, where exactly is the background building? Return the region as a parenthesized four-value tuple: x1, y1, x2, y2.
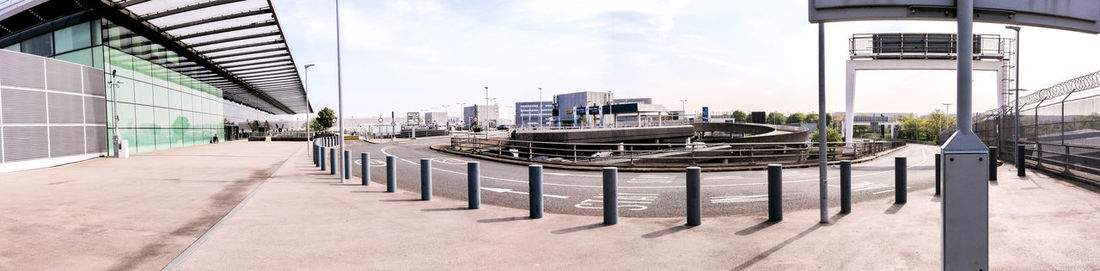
(463, 105, 499, 129)
(614, 98, 652, 105)
(514, 101, 553, 128)
(0, 0, 308, 172)
(423, 112, 448, 127)
(552, 91, 613, 126)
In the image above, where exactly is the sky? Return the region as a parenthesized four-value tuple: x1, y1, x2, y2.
(270, 0, 1100, 121)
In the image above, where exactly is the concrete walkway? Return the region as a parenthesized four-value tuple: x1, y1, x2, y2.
(2, 142, 1099, 270)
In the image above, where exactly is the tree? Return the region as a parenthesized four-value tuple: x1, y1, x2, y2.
(766, 112, 786, 125)
(811, 127, 842, 142)
(731, 110, 748, 122)
(787, 113, 805, 124)
(316, 107, 336, 130)
(805, 113, 819, 124)
(262, 120, 272, 133)
(249, 120, 261, 132)
(310, 118, 326, 132)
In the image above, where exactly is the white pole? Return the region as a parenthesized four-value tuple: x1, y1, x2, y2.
(335, 0, 346, 181)
(304, 64, 314, 150)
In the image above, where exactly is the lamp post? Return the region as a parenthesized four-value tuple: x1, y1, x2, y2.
(538, 87, 543, 128)
(108, 69, 123, 157)
(680, 99, 687, 121)
(484, 86, 489, 137)
(335, 0, 347, 181)
(304, 63, 314, 151)
(943, 103, 952, 115)
(1006, 25, 1022, 170)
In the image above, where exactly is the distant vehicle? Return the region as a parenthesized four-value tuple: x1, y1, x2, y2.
(496, 125, 508, 130)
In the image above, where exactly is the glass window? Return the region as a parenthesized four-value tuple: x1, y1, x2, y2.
(135, 105, 155, 128)
(135, 129, 155, 153)
(155, 128, 170, 150)
(116, 103, 136, 128)
(134, 80, 153, 105)
(91, 46, 104, 69)
(55, 48, 93, 66)
(154, 86, 169, 107)
(155, 107, 170, 128)
(21, 33, 53, 56)
(2, 43, 18, 51)
(91, 19, 102, 46)
(53, 21, 91, 54)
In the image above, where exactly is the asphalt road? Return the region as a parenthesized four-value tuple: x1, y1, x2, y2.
(325, 136, 937, 217)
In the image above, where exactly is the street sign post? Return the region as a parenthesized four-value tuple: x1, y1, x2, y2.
(809, 0, 1099, 269)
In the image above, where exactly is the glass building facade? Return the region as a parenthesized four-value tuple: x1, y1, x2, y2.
(1, 17, 285, 156)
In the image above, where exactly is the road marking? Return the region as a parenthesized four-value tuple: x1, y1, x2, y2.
(704, 175, 745, 180)
(627, 175, 673, 184)
(353, 159, 386, 167)
(574, 192, 659, 211)
(709, 193, 801, 204)
(481, 187, 569, 199)
(546, 172, 601, 178)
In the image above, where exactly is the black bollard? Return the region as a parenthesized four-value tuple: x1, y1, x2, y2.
(686, 167, 701, 226)
(1017, 144, 1026, 177)
(344, 150, 350, 180)
(320, 147, 326, 171)
(468, 162, 480, 209)
(367, 152, 376, 186)
(329, 148, 336, 176)
(895, 157, 907, 204)
(529, 165, 543, 219)
(767, 164, 783, 222)
(386, 156, 396, 193)
(989, 146, 998, 181)
(313, 145, 318, 166)
(603, 167, 618, 225)
(421, 158, 432, 201)
(840, 160, 852, 214)
(935, 153, 942, 195)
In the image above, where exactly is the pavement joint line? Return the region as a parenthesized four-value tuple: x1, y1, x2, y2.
(160, 146, 302, 271)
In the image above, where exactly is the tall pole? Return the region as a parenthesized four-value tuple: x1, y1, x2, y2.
(109, 70, 121, 157)
(817, 23, 828, 223)
(1007, 26, 1021, 168)
(484, 86, 489, 137)
(943, 103, 952, 115)
(335, 0, 346, 181)
(304, 64, 314, 151)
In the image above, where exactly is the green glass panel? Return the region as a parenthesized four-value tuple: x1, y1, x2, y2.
(135, 105, 155, 128)
(154, 85, 168, 107)
(119, 128, 136, 153)
(54, 48, 93, 66)
(134, 81, 153, 105)
(155, 107, 170, 128)
(106, 128, 115, 156)
(180, 93, 191, 111)
(131, 57, 151, 83)
(53, 21, 91, 54)
(3, 43, 19, 51)
(116, 103, 135, 128)
(105, 48, 133, 78)
(168, 89, 181, 109)
(154, 128, 170, 150)
(92, 19, 102, 45)
(113, 76, 135, 103)
(91, 46, 104, 69)
(135, 129, 155, 153)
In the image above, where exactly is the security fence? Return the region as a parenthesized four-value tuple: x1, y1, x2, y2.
(447, 137, 905, 169)
(974, 70, 1100, 184)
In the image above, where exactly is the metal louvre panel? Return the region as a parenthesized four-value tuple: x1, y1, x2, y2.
(85, 96, 107, 124)
(1, 88, 46, 123)
(82, 66, 106, 96)
(3, 126, 48, 162)
(86, 124, 106, 153)
(49, 126, 85, 157)
(47, 92, 83, 124)
(45, 59, 83, 93)
(0, 50, 45, 89)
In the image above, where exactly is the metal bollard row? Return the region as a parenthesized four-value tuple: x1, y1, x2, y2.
(686, 167, 701, 226)
(329, 148, 337, 176)
(935, 153, 942, 195)
(767, 164, 782, 222)
(840, 160, 851, 214)
(421, 158, 432, 201)
(361, 152, 370, 186)
(344, 150, 350, 180)
(529, 165, 543, 219)
(988, 146, 998, 181)
(468, 162, 480, 209)
(386, 156, 396, 193)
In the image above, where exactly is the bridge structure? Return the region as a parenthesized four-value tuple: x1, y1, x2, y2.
(842, 33, 1015, 152)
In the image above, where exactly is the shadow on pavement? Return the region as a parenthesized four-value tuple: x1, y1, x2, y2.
(477, 216, 530, 223)
(379, 199, 422, 202)
(350, 190, 388, 193)
(421, 207, 469, 212)
(551, 223, 608, 234)
(884, 203, 904, 214)
(731, 222, 825, 270)
(735, 220, 778, 236)
(642, 224, 693, 239)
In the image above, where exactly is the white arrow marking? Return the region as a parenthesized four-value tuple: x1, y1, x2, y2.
(482, 187, 569, 199)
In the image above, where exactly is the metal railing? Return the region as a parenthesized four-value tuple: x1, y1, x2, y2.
(1018, 142, 1100, 184)
(448, 137, 905, 168)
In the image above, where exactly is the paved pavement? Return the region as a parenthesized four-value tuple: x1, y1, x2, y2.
(339, 137, 937, 217)
(3, 140, 1099, 269)
(0, 140, 299, 270)
(177, 144, 1100, 270)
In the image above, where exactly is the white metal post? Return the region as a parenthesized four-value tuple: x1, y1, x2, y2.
(335, 0, 346, 181)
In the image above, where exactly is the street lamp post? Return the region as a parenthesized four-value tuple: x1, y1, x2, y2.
(304, 64, 314, 152)
(943, 103, 952, 115)
(108, 70, 123, 157)
(1006, 25, 1022, 171)
(538, 87, 543, 129)
(335, 0, 347, 181)
(680, 99, 687, 122)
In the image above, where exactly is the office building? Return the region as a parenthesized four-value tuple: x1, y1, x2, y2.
(514, 101, 553, 128)
(463, 105, 499, 129)
(0, 0, 308, 172)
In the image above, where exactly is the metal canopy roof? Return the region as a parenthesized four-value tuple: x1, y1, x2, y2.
(84, 0, 309, 114)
